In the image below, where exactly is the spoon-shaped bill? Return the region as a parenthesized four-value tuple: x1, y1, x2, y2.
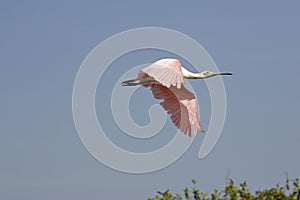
(215, 72, 233, 76)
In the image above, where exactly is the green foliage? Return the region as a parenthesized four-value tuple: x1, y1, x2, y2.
(148, 178, 300, 200)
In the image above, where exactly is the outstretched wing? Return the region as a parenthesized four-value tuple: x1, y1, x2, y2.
(138, 59, 184, 89)
(150, 83, 204, 136)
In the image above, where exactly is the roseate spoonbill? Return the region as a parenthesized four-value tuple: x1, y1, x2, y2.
(122, 58, 232, 137)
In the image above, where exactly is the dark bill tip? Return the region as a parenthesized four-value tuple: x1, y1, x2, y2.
(219, 72, 233, 75)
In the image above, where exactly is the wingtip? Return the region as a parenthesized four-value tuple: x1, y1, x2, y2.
(197, 121, 205, 134)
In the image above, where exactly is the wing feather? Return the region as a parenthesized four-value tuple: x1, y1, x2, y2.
(141, 59, 184, 88)
(149, 83, 204, 136)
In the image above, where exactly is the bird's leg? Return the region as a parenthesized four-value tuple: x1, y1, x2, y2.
(122, 81, 140, 86)
(122, 77, 157, 86)
(121, 78, 138, 85)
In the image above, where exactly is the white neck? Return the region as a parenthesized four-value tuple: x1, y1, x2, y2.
(181, 67, 205, 79)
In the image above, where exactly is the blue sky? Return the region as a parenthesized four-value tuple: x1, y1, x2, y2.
(1, 1, 299, 199)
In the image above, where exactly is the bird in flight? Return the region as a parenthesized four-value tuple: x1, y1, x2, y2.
(122, 58, 232, 137)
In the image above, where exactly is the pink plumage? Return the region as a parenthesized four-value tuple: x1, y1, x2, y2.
(138, 59, 184, 88)
(150, 84, 204, 136)
(123, 58, 205, 136)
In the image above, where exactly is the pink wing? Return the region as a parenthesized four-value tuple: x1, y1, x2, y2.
(138, 59, 184, 89)
(149, 83, 205, 136)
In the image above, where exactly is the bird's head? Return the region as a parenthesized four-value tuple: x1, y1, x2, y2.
(200, 70, 233, 78)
